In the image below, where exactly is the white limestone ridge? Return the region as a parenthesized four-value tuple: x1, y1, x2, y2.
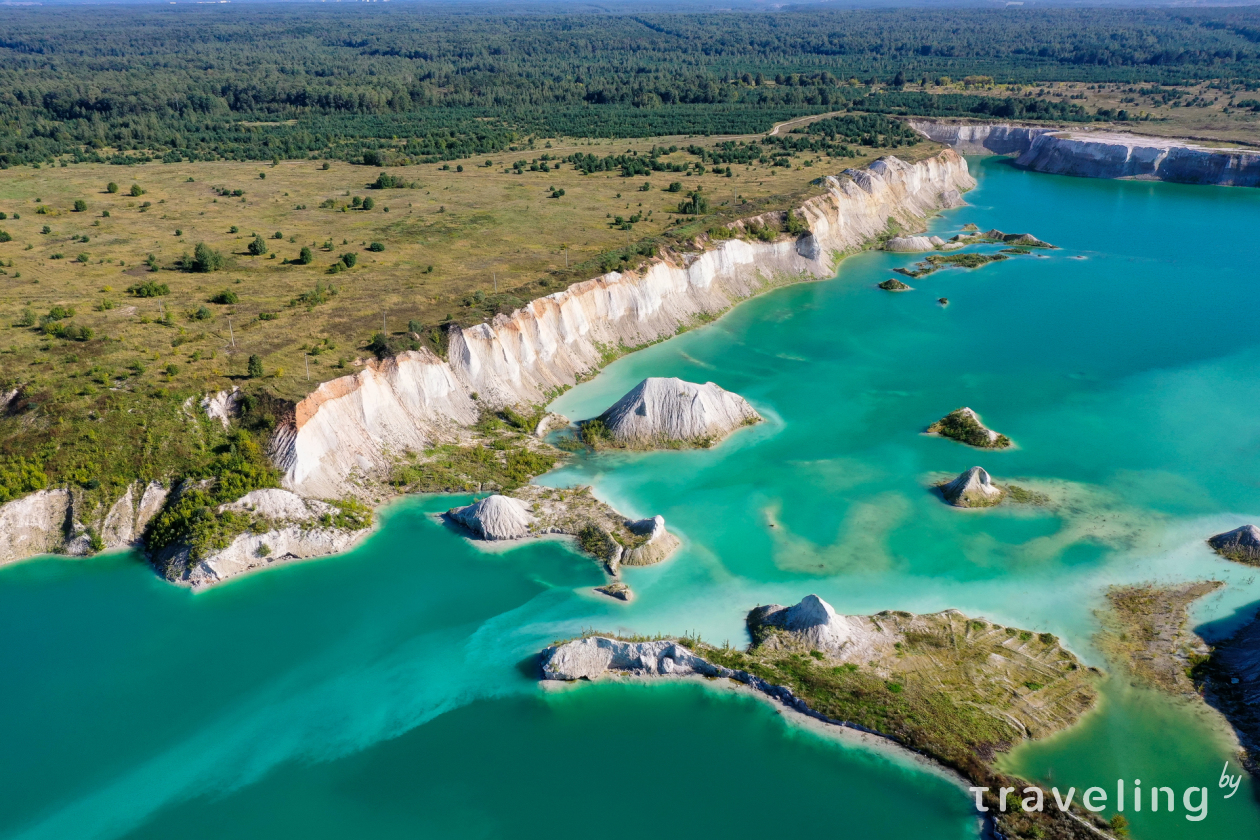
(593, 377, 762, 447)
(940, 466, 1004, 508)
(271, 152, 975, 497)
(169, 489, 372, 588)
(542, 637, 720, 681)
(0, 481, 169, 567)
(911, 120, 1260, 187)
(448, 494, 536, 540)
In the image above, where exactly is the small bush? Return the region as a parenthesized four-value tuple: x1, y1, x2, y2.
(129, 184, 144, 197)
(297, 246, 313, 265)
(106, 182, 119, 194)
(247, 235, 267, 256)
(368, 242, 385, 252)
(341, 252, 357, 268)
(247, 354, 264, 378)
(210, 290, 239, 305)
(73, 199, 87, 212)
(128, 280, 171, 297)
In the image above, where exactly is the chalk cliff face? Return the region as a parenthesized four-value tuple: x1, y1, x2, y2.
(275, 152, 974, 497)
(273, 348, 479, 499)
(0, 481, 169, 567)
(912, 120, 1260, 187)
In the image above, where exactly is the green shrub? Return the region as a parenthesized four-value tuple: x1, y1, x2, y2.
(247, 235, 267, 256)
(368, 242, 385, 252)
(106, 182, 119, 194)
(210, 290, 239, 305)
(297, 246, 313, 265)
(128, 280, 170, 297)
(341, 252, 357, 268)
(73, 199, 87, 212)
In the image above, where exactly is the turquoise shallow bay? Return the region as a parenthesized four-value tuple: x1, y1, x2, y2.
(3, 157, 1260, 838)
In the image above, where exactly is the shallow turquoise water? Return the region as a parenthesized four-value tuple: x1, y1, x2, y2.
(4, 157, 1260, 838)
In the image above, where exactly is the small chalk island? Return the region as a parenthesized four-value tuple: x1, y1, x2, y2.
(541, 593, 1103, 839)
(572, 376, 763, 450)
(888, 225, 1056, 280)
(937, 466, 1048, 508)
(927, 407, 1011, 449)
(443, 485, 681, 602)
(1207, 524, 1260, 567)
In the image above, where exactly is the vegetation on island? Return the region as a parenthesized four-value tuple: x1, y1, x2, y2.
(577, 606, 1106, 839)
(927, 408, 1012, 449)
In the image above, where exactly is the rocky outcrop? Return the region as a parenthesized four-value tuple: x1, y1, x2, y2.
(447, 494, 536, 540)
(939, 466, 1004, 508)
(161, 489, 373, 588)
(273, 152, 975, 497)
(201, 388, 241, 429)
(912, 119, 1260, 187)
(0, 481, 169, 567)
(595, 581, 634, 601)
(621, 515, 681, 566)
(927, 407, 1011, 449)
(588, 377, 762, 449)
(543, 637, 722, 681)
(1208, 525, 1260, 566)
(982, 229, 1054, 248)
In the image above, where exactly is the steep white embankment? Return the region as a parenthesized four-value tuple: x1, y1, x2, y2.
(592, 377, 762, 448)
(277, 151, 974, 497)
(0, 481, 169, 567)
(911, 119, 1260, 186)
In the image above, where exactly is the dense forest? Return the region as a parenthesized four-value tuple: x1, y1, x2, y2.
(2, 4, 1260, 163)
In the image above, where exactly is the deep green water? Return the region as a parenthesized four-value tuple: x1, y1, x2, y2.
(4, 157, 1260, 838)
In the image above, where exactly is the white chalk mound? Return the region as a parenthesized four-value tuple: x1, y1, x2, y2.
(448, 494, 536, 540)
(884, 235, 936, 252)
(749, 594, 855, 651)
(593, 377, 762, 447)
(940, 466, 1004, 508)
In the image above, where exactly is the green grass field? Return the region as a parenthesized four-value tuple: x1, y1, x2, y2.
(0, 129, 939, 497)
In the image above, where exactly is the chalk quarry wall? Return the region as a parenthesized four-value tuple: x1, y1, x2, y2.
(274, 151, 974, 498)
(910, 120, 1260, 186)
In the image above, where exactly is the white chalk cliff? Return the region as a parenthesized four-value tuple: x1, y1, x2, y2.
(272, 152, 974, 497)
(167, 489, 372, 588)
(591, 377, 762, 448)
(0, 481, 169, 567)
(912, 120, 1260, 187)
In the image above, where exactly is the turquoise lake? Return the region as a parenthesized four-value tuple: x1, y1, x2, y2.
(4, 156, 1260, 838)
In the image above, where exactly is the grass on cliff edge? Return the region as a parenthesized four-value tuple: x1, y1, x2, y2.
(0, 132, 940, 508)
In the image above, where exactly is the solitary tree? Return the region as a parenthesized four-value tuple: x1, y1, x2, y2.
(129, 184, 144, 197)
(298, 246, 313, 265)
(73, 200, 87, 212)
(361, 197, 375, 211)
(106, 182, 119, 194)
(191, 242, 224, 272)
(247, 354, 263, 379)
(248, 235, 267, 256)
